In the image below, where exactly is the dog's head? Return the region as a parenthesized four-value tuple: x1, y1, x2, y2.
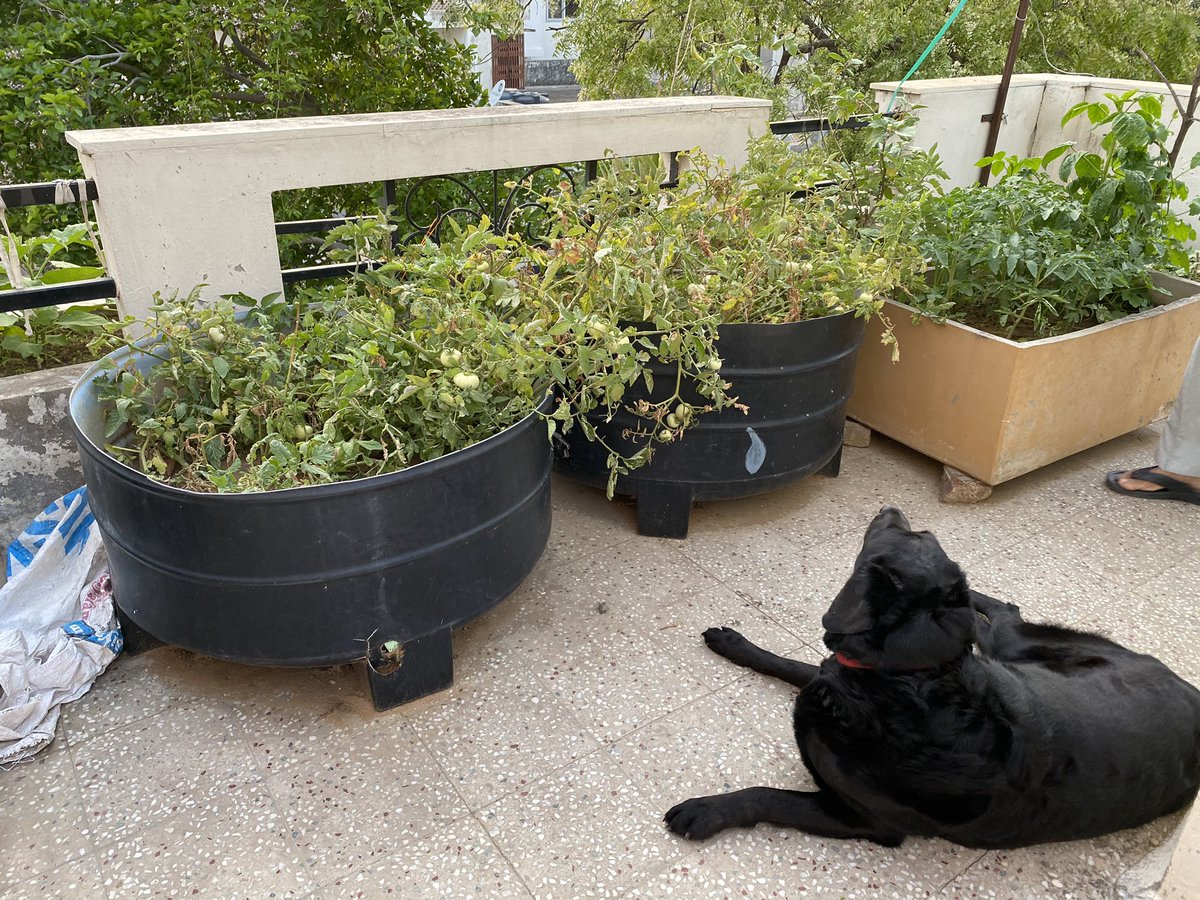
(822, 506, 974, 671)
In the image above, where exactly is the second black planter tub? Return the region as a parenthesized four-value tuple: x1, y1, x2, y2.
(555, 312, 865, 538)
(69, 343, 553, 711)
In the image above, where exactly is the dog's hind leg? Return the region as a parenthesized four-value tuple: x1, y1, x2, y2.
(702, 627, 820, 688)
(665, 787, 904, 846)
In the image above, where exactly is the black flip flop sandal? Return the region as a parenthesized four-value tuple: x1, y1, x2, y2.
(1105, 467, 1200, 506)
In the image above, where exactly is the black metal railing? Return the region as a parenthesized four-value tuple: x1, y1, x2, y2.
(0, 113, 879, 315)
(769, 113, 892, 135)
(276, 160, 597, 284)
(0, 179, 114, 314)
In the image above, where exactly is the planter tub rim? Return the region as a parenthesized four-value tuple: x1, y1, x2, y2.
(70, 340, 552, 502)
(886, 271, 1197, 349)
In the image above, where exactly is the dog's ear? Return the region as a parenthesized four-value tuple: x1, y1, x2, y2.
(881, 605, 975, 669)
(822, 557, 897, 634)
(866, 557, 906, 594)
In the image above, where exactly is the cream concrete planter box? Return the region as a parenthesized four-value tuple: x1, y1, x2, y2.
(847, 273, 1200, 485)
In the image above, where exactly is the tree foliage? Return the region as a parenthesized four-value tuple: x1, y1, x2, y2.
(558, 0, 1200, 110)
(0, 0, 485, 184)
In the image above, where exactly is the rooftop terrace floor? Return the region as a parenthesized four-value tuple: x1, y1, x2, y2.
(2, 424, 1197, 899)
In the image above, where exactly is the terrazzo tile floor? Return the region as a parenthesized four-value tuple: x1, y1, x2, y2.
(3, 425, 1197, 899)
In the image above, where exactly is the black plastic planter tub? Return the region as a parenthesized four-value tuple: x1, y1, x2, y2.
(555, 312, 865, 538)
(69, 344, 553, 710)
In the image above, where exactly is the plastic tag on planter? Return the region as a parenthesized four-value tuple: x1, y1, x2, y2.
(0, 487, 121, 765)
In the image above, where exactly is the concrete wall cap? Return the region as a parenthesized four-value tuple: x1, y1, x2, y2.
(67, 97, 771, 154)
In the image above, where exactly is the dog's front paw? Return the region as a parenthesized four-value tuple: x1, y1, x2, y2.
(970, 592, 1021, 619)
(703, 626, 753, 663)
(664, 796, 731, 840)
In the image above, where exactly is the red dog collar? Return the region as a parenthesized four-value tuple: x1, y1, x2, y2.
(834, 652, 933, 671)
(835, 652, 874, 669)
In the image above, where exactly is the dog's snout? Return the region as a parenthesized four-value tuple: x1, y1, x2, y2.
(875, 505, 910, 530)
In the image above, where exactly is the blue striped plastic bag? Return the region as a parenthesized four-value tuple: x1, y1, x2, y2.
(1, 487, 121, 765)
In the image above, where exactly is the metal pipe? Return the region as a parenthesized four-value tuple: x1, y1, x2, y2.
(978, 0, 1033, 185)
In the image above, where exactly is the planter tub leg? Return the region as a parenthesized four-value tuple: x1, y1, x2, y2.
(819, 447, 843, 478)
(940, 465, 993, 504)
(842, 420, 872, 448)
(114, 604, 167, 656)
(635, 483, 695, 539)
(367, 628, 454, 711)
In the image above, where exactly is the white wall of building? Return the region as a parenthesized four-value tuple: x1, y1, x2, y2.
(871, 73, 1200, 240)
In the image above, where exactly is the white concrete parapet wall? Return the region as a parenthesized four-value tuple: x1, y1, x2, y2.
(872, 74, 1200, 234)
(67, 97, 771, 321)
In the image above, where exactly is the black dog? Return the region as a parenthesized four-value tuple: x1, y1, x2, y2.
(665, 506, 1200, 849)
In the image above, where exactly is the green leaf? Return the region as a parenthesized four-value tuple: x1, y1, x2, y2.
(1109, 112, 1149, 150)
(1061, 101, 1090, 126)
(1, 334, 42, 357)
(1086, 180, 1118, 220)
(1123, 170, 1151, 204)
(1041, 143, 1072, 166)
(1073, 153, 1104, 179)
(1059, 151, 1078, 180)
(1136, 95, 1163, 121)
(54, 307, 109, 330)
(38, 265, 106, 284)
(212, 356, 230, 379)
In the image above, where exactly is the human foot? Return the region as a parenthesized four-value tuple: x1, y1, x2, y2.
(1105, 467, 1200, 505)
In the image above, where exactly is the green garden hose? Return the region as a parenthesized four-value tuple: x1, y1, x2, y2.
(886, 0, 973, 113)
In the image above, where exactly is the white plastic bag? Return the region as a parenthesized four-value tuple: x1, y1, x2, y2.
(0, 488, 120, 765)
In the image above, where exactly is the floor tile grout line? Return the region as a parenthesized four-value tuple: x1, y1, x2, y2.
(59, 735, 113, 867)
(4, 747, 101, 897)
(251, 736, 322, 894)
(669, 546, 827, 646)
(440, 675, 744, 825)
(936, 849, 989, 894)
(410, 710, 610, 814)
(295, 711, 478, 894)
(464, 806, 539, 899)
(61, 673, 249, 752)
(546, 530, 641, 566)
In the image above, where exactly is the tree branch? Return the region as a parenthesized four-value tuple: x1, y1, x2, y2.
(222, 25, 271, 72)
(110, 62, 148, 78)
(774, 47, 791, 84)
(1171, 62, 1200, 169)
(1135, 48, 1200, 170)
(800, 14, 835, 45)
(1135, 48, 1188, 121)
(213, 91, 271, 104)
(72, 52, 126, 64)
